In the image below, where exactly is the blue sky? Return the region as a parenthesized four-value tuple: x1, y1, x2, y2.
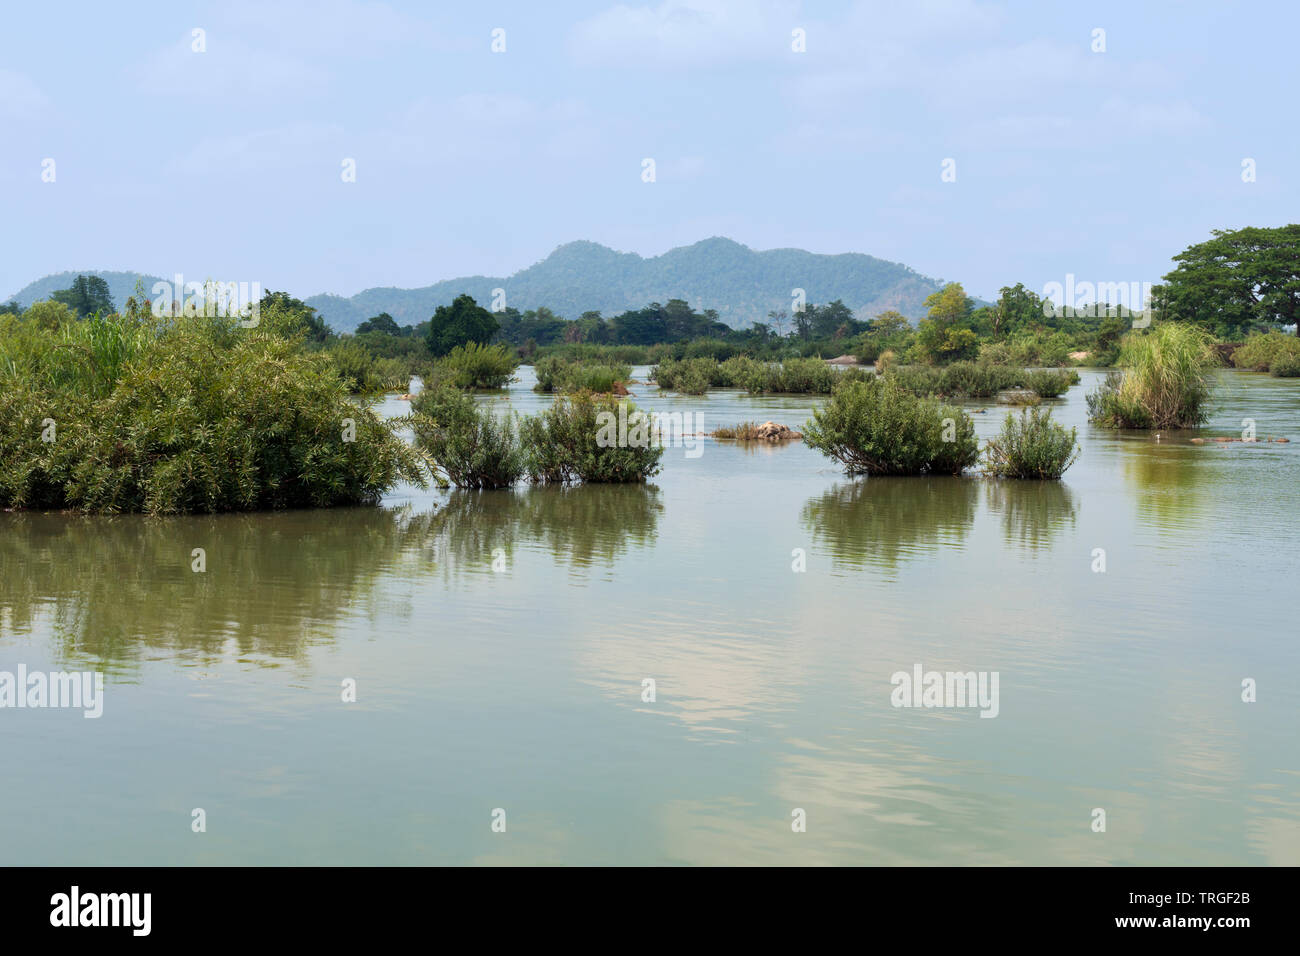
(1, 0, 1296, 306)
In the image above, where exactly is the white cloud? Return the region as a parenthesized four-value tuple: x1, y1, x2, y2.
(0, 69, 48, 117)
(571, 0, 800, 66)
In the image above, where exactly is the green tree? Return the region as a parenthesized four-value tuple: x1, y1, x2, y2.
(426, 294, 500, 357)
(51, 275, 116, 317)
(258, 291, 332, 342)
(1157, 225, 1300, 338)
(356, 312, 401, 335)
(915, 283, 977, 363)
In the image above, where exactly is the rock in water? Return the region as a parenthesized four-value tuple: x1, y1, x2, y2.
(753, 421, 802, 441)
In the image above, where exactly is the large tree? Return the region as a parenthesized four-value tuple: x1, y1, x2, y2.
(1155, 225, 1300, 338)
(425, 294, 500, 356)
(914, 283, 977, 363)
(258, 290, 332, 342)
(51, 275, 115, 317)
(356, 312, 401, 336)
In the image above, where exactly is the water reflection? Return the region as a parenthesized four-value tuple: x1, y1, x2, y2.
(423, 483, 662, 578)
(983, 479, 1078, 552)
(800, 477, 977, 573)
(0, 508, 428, 668)
(1123, 444, 1214, 533)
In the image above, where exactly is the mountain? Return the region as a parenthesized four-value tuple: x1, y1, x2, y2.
(302, 239, 949, 331)
(5, 239, 952, 332)
(6, 271, 166, 313)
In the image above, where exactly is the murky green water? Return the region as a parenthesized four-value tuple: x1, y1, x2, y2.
(2, 367, 1297, 865)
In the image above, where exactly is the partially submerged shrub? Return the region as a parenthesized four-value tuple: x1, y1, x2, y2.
(411, 385, 526, 488)
(983, 408, 1080, 479)
(803, 377, 978, 476)
(520, 392, 663, 483)
(1271, 353, 1300, 377)
(437, 341, 518, 389)
(1022, 368, 1076, 398)
(0, 315, 425, 513)
(711, 422, 761, 440)
(323, 338, 410, 394)
(1231, 331, 1300, 374)
(533, 356, 632, 393)
(1087, 323, 1215, 429)
(415, 389, 664, 487)
(653, 355, 863, 395)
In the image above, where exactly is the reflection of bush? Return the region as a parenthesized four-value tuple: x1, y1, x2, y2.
(425, 484, 662, 574)
(983, 479, 1077, 552)
(800, 477, 977, 572)
(0, 508, 429, 669)
(1124, 448, 1213, 530)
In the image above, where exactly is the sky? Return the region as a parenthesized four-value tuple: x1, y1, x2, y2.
(1, 0, 1297, 305)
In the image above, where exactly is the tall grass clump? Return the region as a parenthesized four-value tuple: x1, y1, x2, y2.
(1087, 323, 1215, 429)
(436, 341, 518, 389)
(411, 385, 526, 488)
(519, 392, 664, 483)
(803, 377, 979, 476)
(983, 408, 1080, 479)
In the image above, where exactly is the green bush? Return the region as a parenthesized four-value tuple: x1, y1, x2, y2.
(533, 356, 632, 393)
(1087, 323, 1215, 429)
(519, 392, 663, 483)
(1231, 332, 1300, 374)
(1270, 354, 1300, 377)
(983, 408, 1080, 479)
(1022, 368, 1075, 398)
(803, 377, 979, 476)
(764, 357, 836, 394)
(323, 338, 410, 394)
(411, 386, 526, 488)
(436, 341, 518, 389)
(0, 314, 424, 513)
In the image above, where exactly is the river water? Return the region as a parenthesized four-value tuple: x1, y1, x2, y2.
(1, 367, 1296, 864)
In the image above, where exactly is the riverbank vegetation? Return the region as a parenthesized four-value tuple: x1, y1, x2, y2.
(1229, 332, 1300, 377)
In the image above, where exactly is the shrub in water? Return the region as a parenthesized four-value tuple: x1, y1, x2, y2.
(0, 314, 425, 513)
(1022, 369, 1075, 398)
(803, 377, 979, 476)
(323, 338, 410, 394)
(533, 356, 632, 393)
(436, 341, 518, 389)
(1231, 332, 1300, 375)
(411, 385, 526, 488)
(983, 408, 1080, 479)
(1271, 353, 1300, 377)
(519, 392, 663, 483)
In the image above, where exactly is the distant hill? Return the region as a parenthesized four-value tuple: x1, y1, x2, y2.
(6, 271, 166, 313)
(6, 239, 953, 332)
(303, 239, 950, 332)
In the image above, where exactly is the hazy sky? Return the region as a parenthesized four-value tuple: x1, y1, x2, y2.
(2, 0, 1296, 305)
